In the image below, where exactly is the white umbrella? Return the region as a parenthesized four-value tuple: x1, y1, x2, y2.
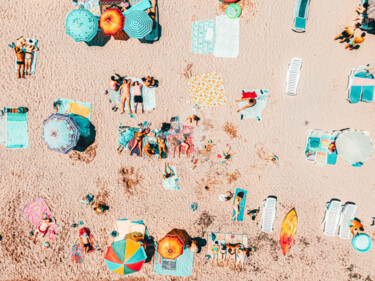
(336, 130, 374, 164)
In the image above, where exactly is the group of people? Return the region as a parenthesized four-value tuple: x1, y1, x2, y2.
(334, 2, 372, 50)
(10, 36, 39, 78)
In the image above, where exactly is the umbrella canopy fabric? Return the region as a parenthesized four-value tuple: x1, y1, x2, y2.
(124, 10, 153, 39)
(66, 9, 98, 42)
(105, 239, 147, 276)
(166, 229, 191, 246)
(336, 130, 374, 164)
(157, 235, 184, 260)
(100, 8, 125, 36)
(42, 113, 80, 154)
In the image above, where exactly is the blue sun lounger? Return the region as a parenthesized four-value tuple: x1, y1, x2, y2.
(292, 0, 311, 32)
(348, 85, 362, 103)
(362, 85, 374, 102)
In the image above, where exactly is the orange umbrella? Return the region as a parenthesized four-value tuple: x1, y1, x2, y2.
(157, 235, 184, 260)
(100, 8, 125, 36)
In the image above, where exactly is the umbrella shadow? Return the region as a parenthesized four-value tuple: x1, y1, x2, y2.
(113, 30, 131, 41)
(144, 235, 156, 263)
(70, 115, 97, 152)
(85, 30, 111, 47)
(139, 23, 162, 44)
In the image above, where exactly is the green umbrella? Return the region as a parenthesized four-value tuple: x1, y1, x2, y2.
(66, 9, 98, 42)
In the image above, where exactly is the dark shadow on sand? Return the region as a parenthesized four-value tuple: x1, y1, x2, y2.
(70, 114, 97, 152)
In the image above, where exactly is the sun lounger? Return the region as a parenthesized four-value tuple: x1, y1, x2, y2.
(321, 199, 341, 236)
(261, 196, 277, 233)
(361, 85, 374, 102)
(292, 0, 310, 32)
(338, 203, 357, 239)
(348, 85, 362, 103)
(285, 58, 302, 96)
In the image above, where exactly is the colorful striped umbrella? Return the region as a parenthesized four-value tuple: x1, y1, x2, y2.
(124, 10, 153, 39)
(66, 9, 98, 42)
(42, 113, 80, 154)
(105, 239, 147, 276)
(100, 8, 125, 36)
(157, 235, 184, 260)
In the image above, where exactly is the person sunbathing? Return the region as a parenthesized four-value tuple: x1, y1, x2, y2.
(232, 192, 244, 222)
(156, 135, 167, 159)
(130, 128, 150, 156)
(334, 23, 360, 43)
(144, 141, 155, 157)
(109, 74, 123, 91)
(349, 219, 364, 238)
(247, 208, 260, 220)
(169, 137, 179, 158)
(94, 202, 108, 214)
(142, 76, 157, 88)
(24, 42, 39, 75)
(356, 2, 368, 15)
(31, 214, 55, 242)
(180, 135, 190, 158)
(163, 163, 175, 179)
(78, 232, 93, 254)
(119, 78, 132, 114)
(345, 32, 366, 50)
(236, 98, 256, 113)
(266, 154, 278, 164)
(131, 81, 143, 113)
(14, 46, 25, 79)
(186, 115, 200, 126)
(147, 0, 157, 29)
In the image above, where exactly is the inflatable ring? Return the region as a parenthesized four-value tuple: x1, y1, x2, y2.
(352, 233, 372, 253)
(226, 3, 241, 19)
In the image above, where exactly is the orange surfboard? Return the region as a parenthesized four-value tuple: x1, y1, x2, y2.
(280, 209, 297, 255)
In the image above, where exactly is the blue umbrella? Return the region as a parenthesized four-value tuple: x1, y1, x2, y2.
(66, 9, 98, 42)
(124, 10, 153, 39)
(42, 113, 80, 154)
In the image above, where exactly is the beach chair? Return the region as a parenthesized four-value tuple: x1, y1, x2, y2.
(261, 196, 277, 233)
(348, 85, 362, 103)
(321, 199, 341, 236)
(285, 58, 302, 96)
(338, 203, 357, 239)
(292, 0, 311, 32)
(361, 85, 374, 102)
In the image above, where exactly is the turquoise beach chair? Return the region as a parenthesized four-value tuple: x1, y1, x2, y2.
(292, 0, 311, 32)
(362, 85, 374, 102)
(348, 85, 362, 103)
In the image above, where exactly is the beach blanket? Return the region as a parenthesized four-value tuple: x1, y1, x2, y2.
(141, 130, 161, 158)
(188, 72, 227, 109)
(239, 89, 269, 121)
(70, 243, 84, 263)
(163, 166, 180, 190)
(315, 132, 331, 167)
(232, 188, 247, 222)
(0, 112, 5, 145)
(191, 20, 216, 54)
(109, 77, 156, 111)
(6, 111, 29, 148)
(56, 98, 93, 120)
(305, 130, 338, 166)
(14, 38, 38, 75)
(115, 219, 146, 242)
(213, 15, 239, 58)
(153, 244, 194, 277)
(206, 232, 248, 260)
(118, 126, 137, 147)
(167, 126, 195, 156)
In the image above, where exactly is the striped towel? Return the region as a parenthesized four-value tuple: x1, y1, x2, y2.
(316, 152, 327, 166)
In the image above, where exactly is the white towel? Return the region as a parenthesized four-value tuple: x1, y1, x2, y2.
(213, 16, 239, 58)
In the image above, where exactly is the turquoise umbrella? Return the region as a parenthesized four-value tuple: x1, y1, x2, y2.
(124, 10, 153, 39)
(42, 113, 80, 154)
(66, 9, 98, 42)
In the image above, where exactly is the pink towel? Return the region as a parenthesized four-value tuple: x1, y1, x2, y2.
(352, 77, 375, 86)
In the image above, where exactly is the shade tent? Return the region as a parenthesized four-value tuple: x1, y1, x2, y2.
(66, 9, 98, 42)
(336, 130, 374, 164)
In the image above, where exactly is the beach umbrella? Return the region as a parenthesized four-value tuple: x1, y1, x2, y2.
(66, 9, 98, 42)
(105, 239, 147, 276)
(157, 235, 184, 260)
(166, 229, 191, 246)
(42, 113, 80, 154)
(100, 8, 125, 36)
(336, 130, 374, 164)
(124, 10, 153, 39)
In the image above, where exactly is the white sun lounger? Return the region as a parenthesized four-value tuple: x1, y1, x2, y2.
(338, 203, 357, 239)
(285, 58, 303, 96)
(261, 196, 277, 233)
(321, 199, 341, 236)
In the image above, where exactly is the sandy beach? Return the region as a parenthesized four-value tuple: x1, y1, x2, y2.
(0, 0, 375, 280)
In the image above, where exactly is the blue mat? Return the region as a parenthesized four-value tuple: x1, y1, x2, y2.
(153, 246, 194, 277)
(191, 20, 216, 54)
(232, 188, 247, 222)
(14, 38, 38, 75)
(6, 112, 29, 148)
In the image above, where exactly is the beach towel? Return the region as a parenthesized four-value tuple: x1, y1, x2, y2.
(206, 232, 248, 259)
(153, 244, 194, 277)
(213, 15, 239, 58)
(315, 132, 331, 167)
(167, 126, 195, 156)
(239, 89, 269, 121)
(188, 72, 227, 109)
(142, 130, 161, 158)
(0, 112, 5, 145)
(191, 20, 216, 54)
(163, 166, 180, 190)
(115, 219, 146, 242)
(14, 38, 38, 75)
(232, 188, 247, 222)
(125, 0, 152, 14)
(6, 111, 29, 148)
(118, 126, 137, 148)
(327, 131, 339, 165)
(70, 243, 84, 263)
(56, 98, 93, 120)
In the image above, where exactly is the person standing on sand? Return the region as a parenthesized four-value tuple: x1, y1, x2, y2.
(334, 23, 360, 43)
(345, 32, 366, 50)
(119, 78, 132, 114)
(13, 46, 25, 79)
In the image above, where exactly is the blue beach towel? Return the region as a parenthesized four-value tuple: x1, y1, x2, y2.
(118, 127, 136, 148)
(362, 85, 374, 102)
(348, 86, 362, 103)
(14, 38, 38, 75)
(239, 89, 269, 121)
(162, 166, 180, 190)
(6, 112, 29, 148)
(191, 20, 216, 54)
(232, 188, 247, 222)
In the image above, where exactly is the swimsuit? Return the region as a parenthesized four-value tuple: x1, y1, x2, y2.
(84, 243, 90, 248)
(134, 96, 143, 103)
(38, 225, 49, 234)
(17, 61, 24, 65)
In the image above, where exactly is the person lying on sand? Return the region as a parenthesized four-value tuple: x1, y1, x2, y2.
(156, 135, 167, 159)
(110, 74, 123, 91)
(119, 78, 132, 114)
(186, 115, 200, 126)
(266, 154, 278, 164)
(142, 76, 157, 88)
(180, 135, 190, 158)
(247, 208, 260, 220)
(334, 23, 360, 43)
(144, 141, 155, 157)
(147, 0, 157, 29)
(163, 163, 175, 179)
(24, 42, 39, 75)
(31, 214, 55, 242)
(345, 32, 366, 50)
(168, 137, 179, 158)
(131, 81, 143, 113)
(130, 128, 150, 156)
(94, 202, 108, 214)
(237, 98, 256, 113)
(232, 192, 244, 222)
(78, 232, 93, 254)
(349, 219, 364, 238)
